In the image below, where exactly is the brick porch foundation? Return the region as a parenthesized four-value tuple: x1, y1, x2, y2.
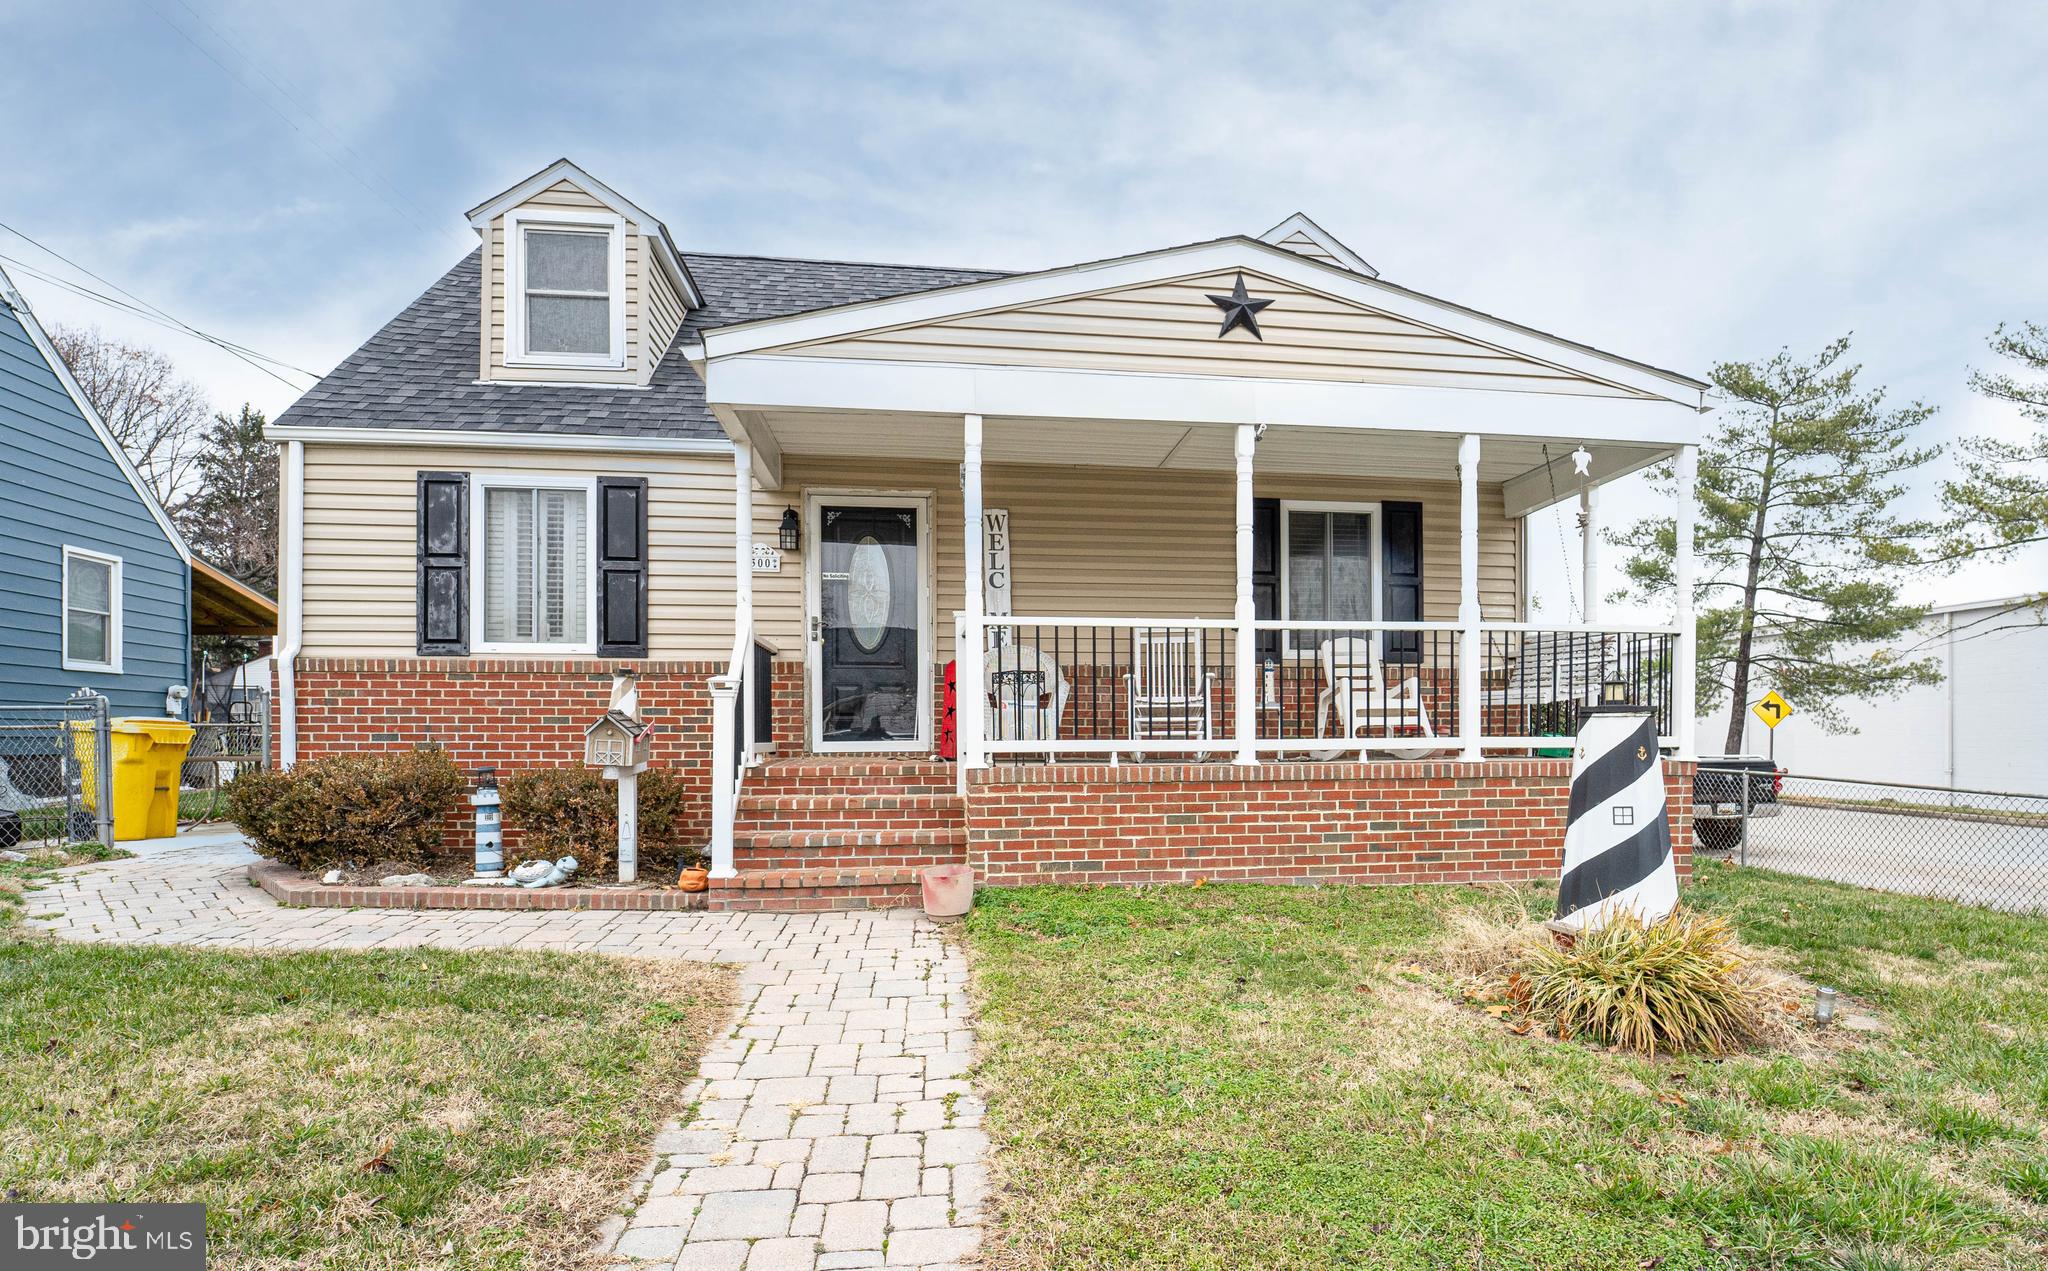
(965, 759, 1695, 889)
(278, 660, 1695, 907)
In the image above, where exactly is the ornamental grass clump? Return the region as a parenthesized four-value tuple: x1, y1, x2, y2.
(1519, 909, 1776, 1057)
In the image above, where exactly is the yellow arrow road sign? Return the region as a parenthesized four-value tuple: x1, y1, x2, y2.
(1751, 690, 1794, 729)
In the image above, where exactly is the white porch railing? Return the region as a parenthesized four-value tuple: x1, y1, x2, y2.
(707, 622, 779, 878)
(956, 615, 1681, 764)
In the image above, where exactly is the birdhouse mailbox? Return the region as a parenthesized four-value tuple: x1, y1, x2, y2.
(584, 710, 651, 770)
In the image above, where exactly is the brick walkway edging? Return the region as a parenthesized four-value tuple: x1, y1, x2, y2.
(247, 861, 711, 912)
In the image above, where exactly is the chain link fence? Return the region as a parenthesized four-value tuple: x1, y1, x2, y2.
(177, 703, 269, 825)
(1696, 767, 2048, 913)
(0, 697, 113, 850)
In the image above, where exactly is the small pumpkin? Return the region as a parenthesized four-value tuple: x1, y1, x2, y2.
(675, 865, 710, 893)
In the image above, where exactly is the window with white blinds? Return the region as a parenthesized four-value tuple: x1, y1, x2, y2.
(482, 485, 589, 646)
(1282, 504, 1376, 646)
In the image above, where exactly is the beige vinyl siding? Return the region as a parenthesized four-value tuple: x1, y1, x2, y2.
(299, 445, 1520, 662)
(483, 179, 646, 385)
(644, 250, 687, 372)
(301, 444, 741, 659)
(785, 269, 1648, 399)
(749, 457, 1521, 656)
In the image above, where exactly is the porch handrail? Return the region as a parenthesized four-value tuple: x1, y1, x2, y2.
(970, 614, 1682, 760)
(708, 618, 771, 880)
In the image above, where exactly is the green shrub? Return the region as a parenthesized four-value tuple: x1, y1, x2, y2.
(1519, 909, 1775, 1057)
(500, 767, 697, 875)
(224, 748, 465, 872)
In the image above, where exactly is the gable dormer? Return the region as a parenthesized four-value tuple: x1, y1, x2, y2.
(466, 159, 700, 386)
(1259, 212, 1379, 278)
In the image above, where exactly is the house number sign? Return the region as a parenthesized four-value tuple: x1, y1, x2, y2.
(751, 542, 782, 573)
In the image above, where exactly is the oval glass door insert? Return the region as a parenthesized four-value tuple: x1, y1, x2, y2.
(848, 535, 891, 651)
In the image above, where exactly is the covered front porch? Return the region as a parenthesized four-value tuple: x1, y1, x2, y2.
(696, 409, 1701, 884)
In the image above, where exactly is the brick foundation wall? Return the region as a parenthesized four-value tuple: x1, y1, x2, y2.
(966, 759, 1695, 889)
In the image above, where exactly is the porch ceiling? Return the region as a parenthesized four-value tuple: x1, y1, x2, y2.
(741, 407, 1670, 495)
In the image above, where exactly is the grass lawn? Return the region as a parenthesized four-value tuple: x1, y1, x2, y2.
(964, 861, 2048, 1270)
(0, 849, 735, 1270)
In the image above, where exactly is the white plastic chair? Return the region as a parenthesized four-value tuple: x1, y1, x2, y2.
(985, 643, 1069, 760)
(1125, 628, 1214, 760)
(1312, 637, 1436, 761)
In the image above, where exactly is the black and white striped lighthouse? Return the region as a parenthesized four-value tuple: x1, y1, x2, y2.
(1553, 707, 1678, 933)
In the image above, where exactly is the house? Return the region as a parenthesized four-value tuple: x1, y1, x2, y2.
(0, 264, 278, 725)
(267, 159, 1706, 908)
(1704, 596, 2047, 796)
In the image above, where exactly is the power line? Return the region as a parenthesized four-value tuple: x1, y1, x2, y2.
(146, 0, 459, 248)
(0, 222, 320, 389)
(165, 0, 455, 242)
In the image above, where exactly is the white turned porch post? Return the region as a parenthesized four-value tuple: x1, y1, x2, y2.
(1458, 434, 1483, 761)
(1232, 423, 1258, 765)
(960, 414, 987, 772)
(1579, 479, 1600, 623)
(1674, 444, 1698, 760)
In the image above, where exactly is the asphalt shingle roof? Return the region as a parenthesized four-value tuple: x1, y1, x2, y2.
(274, 250, 1008, 439)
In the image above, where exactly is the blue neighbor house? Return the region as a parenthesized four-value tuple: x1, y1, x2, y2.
(0, 261, 192, 716)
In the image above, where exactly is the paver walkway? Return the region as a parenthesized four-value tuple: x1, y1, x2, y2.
(23, 839, 986, 1270)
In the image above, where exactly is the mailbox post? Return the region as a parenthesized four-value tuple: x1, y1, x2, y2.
(583, 670, 653, 883)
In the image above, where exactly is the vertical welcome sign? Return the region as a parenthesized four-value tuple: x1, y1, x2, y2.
(983, 508, 1012, 645)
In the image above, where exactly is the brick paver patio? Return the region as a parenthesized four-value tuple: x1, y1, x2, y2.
(23, 838, 986, 1270)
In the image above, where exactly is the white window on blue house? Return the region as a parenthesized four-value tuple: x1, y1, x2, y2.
(61, 545, 122, 672)
(475, 479, 593, 652)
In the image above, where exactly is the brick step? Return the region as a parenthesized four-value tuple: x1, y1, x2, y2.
(734, 826, 966, 872)
(751, 759, 955, 780)
(707, 864, 927, 913)
(737, 826, 967, 850)
(745, 761, 958, 795)
(737, 791, 965, 817)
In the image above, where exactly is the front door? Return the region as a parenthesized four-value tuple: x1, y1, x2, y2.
(813, 501, 926, 749)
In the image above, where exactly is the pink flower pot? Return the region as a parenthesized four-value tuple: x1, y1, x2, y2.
(920, 864, 975, 919)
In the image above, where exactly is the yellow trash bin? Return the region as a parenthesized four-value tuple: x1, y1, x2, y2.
(71, 718, 196, 841)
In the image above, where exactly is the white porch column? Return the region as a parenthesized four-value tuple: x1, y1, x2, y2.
(960, 414, 987, 771)
(1579, 479, 1600, 623)
(734, 441, 756, 761)
(1674, 444, 1698, 760)
(1458, 434, 1483, 762)
(734, 442, 754, 635)
(1232, 423, 1258, 765)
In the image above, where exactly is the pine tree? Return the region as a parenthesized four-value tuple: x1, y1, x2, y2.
(1944, 322, 2048, 565)
(179, 404, 278, 594)
(1611, 337, 1944, 752)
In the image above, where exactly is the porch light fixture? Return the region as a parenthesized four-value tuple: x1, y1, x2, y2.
(779, 506, 801, 552)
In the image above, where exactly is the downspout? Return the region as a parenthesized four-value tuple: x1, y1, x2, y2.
(276, 439, 305, 767)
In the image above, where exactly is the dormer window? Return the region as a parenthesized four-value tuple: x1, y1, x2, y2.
(504, 208, 625, 369)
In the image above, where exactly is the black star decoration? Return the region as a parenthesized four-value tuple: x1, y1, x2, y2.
(1206, 272, 1274, 340)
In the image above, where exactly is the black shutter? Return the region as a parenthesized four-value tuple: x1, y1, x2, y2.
(1381, 501, 1423, 663)
(416, 471, 468, 656)
(1252, 497, 1280, 662)
(596, 477, 649, 658)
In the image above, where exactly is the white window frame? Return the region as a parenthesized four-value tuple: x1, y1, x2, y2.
(468, 473, 600, 655)
(60, 545, 123, 673)
(1278, 499, 1383, 652)
(503, 207, 627, 370)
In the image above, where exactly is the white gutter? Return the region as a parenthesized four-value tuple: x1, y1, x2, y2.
(277, 439, 305, 767)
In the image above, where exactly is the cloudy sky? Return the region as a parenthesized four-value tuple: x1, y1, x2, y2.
(3, 0, 2042, 614)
